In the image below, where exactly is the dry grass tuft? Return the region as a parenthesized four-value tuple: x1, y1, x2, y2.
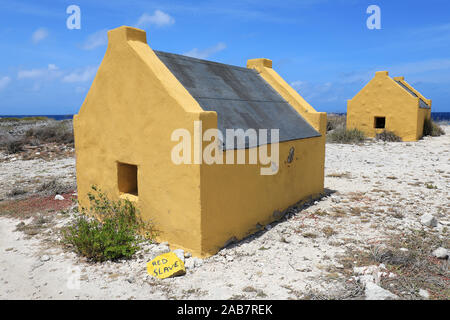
(326, 172, 352, 179)
(327, 114, 346, 132)
(25, 121, 74, 145)
(303, 232, 319, 239)
(322, 226, 337, 238)
(1, 137, 25, 154)
(327, 128, 366, 144)
(376, 130, 402, 142)
(7, 188, 28, 197)
(38, 179, 75, 196)
(302, 282, 365, 300)
(341, 229, 449, 300)
(423, 118, 445, 137)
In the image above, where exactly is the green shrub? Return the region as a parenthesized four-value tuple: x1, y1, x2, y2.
(0, 116, 49, 123)
(21, 116, 48, 121)
(0, 116, 48, 122)
(0, 117, 20, 122)
(327, 128, 366, 144)
(376, 130, 402, 142)
(62, 186, 157, 262)
(423, 118, 445, 137)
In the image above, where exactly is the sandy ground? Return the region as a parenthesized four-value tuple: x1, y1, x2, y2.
(0, 126, 448, 300)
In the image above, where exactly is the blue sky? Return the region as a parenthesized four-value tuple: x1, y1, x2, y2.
(0, 0, 449, 114)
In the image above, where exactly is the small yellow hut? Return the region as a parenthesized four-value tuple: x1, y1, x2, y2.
(347, 71, 431, 141)
(73, 26, 327, 257)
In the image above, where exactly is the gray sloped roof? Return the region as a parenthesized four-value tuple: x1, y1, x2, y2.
(395, 81, 430, 109)
(154, 50, 320, 150)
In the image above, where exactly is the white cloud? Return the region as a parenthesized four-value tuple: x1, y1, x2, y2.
(183, 42, 226, 59)
(62, 66, 98, 83)
(291, 80, 338, 102)
(336, 58, 450, 85)
(388, 58, 450, 76)
(18, 69, 43, 79)
(135, 10, 175, 28)
(0, 76, 11, 90)
(32, 27, 48, 44)
(290, 80, 307, 91)
(82, 29, 108, 50)
(17, 64, 61, 79)
(17, 64, 97, 85)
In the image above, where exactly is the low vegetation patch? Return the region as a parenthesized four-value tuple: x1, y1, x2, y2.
(322, 226, 337, 238)
(38, 179, 74, 196)
(372, 231, 449, 300)
(26, 121, 74, 145)
(0, 116, 48, 123)
(0, 192, 75, 219)
(61, 186, 157, 262)
(326, 172, 352, 179)
(423, 118, 445, 137)
(327, 128, 366, 144)
(1, 132, 24, 154)
(312, 209, 328, 217)
(7, 188, 27, 197)
(5, 138, 25, 154)
(425, 183, 437, 190)
(0, 120, 74, 155)
(376, 130, 402, 142)
(326, 114, 346, 132)
(302, 282, 365, 300)
(302, 232, 318, 239)
(338, 229, 449, 300)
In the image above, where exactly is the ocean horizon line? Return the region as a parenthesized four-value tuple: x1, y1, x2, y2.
(1, 112, 450, 122)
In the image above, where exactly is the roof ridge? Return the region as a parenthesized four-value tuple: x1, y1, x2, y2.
(396, 79, 430, 105)
(154, 50, 250, 72)
(394, 80, 430, 109)
(194, 96, 286, 103)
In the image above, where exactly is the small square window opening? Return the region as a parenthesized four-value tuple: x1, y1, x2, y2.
(374, 117, 386, 129)
(117, 162, 138, 196)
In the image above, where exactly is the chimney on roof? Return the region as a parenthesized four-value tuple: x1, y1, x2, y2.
(375, 71, 389, 77)
(247, 58, 273, 71)
(107, 26, 147, 47)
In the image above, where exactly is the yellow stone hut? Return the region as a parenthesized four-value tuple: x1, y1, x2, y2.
(347, 71, 431, 141)
(73, 26, 326, 257)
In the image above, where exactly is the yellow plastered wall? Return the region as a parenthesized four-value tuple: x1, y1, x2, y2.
(347, 71, 431, 141)
(199, 135, 325, 256)
(74, 26, 326, 257)
(416, 107, 432, 140)
(74, 26, 207, 254)
(394, 76, 432, 141)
